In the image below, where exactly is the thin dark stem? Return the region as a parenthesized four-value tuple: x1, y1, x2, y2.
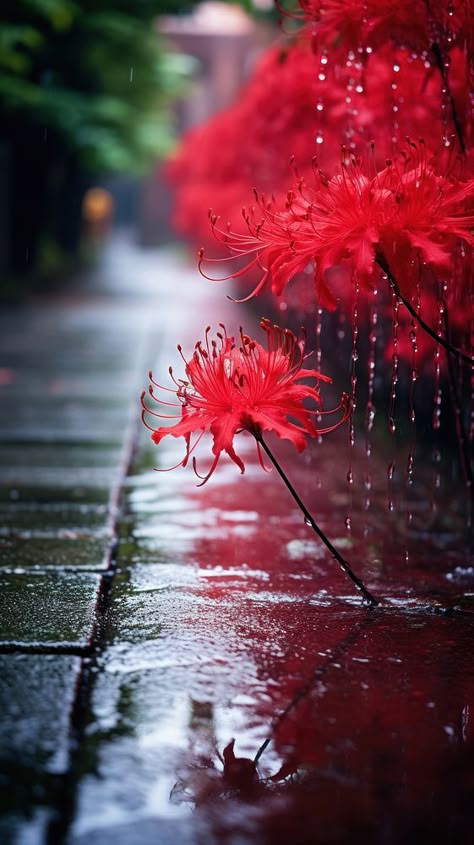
(430, 41, 466, 155)
(375, 253, 473, 367)
(256, 434, 379, 607)
(442, 303, 474, 538)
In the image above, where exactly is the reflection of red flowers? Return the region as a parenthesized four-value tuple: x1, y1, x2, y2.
(141, 320, 349, 485)
(201, 144, 474, 310)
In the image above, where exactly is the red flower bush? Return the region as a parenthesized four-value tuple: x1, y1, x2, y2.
(165, 28, 470, 249)
(141, 320, 349, 484)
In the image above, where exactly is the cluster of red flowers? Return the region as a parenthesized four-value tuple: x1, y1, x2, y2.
(149, 0, 473, 483)
(165, 35, 471, 250)
(144, 2, 473, 607)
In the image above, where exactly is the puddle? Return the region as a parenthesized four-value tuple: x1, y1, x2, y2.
(70, 429, 474, 843)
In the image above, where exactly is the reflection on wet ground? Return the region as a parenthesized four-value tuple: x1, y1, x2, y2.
(70, 426, 474, 844)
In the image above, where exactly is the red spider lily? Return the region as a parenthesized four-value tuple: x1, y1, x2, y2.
(141, 320, 350, 485)
(200, 143, 474, 310)
(286, 0, 473, 58)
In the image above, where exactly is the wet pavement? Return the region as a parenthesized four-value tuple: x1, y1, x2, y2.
(1, 233, 473, 844)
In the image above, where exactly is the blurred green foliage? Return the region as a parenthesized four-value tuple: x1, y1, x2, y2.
(0, 0, 203, 173)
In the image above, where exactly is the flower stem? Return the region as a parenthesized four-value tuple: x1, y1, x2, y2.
(375, 253, 473, 367)
(256, 434, 379, 607)
(430, 41, 466, 155)
(442, 302, 474, 540)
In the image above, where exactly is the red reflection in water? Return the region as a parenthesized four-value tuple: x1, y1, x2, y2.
(151, 431, 474, 843)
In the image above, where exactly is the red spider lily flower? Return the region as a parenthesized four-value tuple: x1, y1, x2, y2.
(200, 143, 474, 310)
(141, 320, 350, 485)
(287, 0, 473, 59)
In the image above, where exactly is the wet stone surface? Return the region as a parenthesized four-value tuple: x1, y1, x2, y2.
(0, 484, 111, 505)
(0, 502, 110, 537)
(0, 572, 101, 646)
(2, 236, 473, 844)
(0, 536, 112, 571)
(0, 653, 81, 845)
(0, 443, 123, 491)
(0, 238, 215, 843)
(68, 421, 474, 845)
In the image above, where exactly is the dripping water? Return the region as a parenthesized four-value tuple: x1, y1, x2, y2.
(430, 294, 444, 513)
(346, 280, 359, 532)
(405, 282, 420, 552)
(314, 306, 324, 446)
(387, 292, 399, 513)
(364, 288, 378, 515)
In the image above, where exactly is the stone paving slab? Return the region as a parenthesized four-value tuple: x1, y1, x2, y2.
(0, 502, 109, 537)
(0, 571, 101, 646)
(0, 405, 130, 444)
(0, 465, 119, 490)
(0, 652, 81, 769)
(0, 370, 139, 401)
(0, 484, 110, 505)
(0, 535, 112, 571)
(0, 653, 82, 845)
(0, 445, 123, 469)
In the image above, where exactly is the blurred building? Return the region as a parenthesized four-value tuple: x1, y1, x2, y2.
(138, 2, 273, 246)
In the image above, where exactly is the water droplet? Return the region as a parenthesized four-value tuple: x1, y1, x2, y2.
(304, 516, 312, 526)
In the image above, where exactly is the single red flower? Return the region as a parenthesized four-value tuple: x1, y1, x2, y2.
(141, 320, 349, 485)
(201, 144, 474, 310)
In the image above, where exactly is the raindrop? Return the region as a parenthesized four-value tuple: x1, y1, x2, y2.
(129, 66, 134, 82)
(304, 516, 312, 527)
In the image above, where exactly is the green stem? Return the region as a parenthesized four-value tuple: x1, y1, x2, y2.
(256, 434, 379, 607)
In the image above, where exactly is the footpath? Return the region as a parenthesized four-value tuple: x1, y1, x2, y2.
(0, 232, 237, 844)
(1, 232, 473, 845)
